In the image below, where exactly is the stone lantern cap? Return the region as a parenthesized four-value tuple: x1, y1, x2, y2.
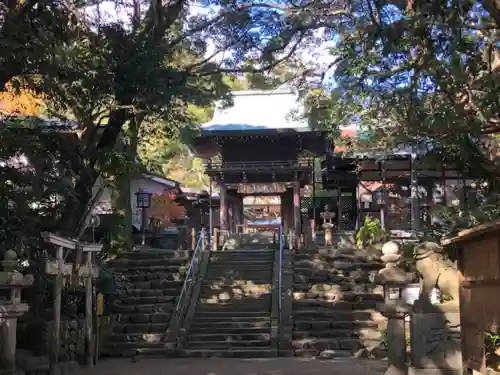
(375, 241, 413, 285)
(0, 250, 34, 289)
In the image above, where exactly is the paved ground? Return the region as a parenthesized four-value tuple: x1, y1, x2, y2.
(71, 358, 387, 375)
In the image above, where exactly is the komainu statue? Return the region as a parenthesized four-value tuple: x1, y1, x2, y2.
(413, 241, 460, 308)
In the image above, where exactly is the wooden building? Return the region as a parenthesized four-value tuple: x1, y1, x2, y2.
(190, 88, 479, 239)
(190, 88, 327, 236)
(442, 222, 500, 374)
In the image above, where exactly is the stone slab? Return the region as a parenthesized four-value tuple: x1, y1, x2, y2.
(410, 311, 462, 371)
(408, 368, 465, 375)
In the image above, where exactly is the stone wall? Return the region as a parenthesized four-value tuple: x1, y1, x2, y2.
(17, 315, 118, 363)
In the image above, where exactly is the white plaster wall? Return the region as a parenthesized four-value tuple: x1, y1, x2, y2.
(91, 176, 175, 230)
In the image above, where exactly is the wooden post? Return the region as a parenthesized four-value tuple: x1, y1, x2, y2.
(42, 232, 76, 375)
(220, 183, 229, 232)
(293, 178, 301, 241)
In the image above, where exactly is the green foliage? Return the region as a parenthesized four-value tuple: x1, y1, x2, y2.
(356, 216, 387, 249)
(0, 121, 80, 252)
(485, 332, 500, 352)
(425, 183, 500, 242)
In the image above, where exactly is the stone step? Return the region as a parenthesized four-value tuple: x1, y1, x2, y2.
(112, 322, 168, 334)
(190, 326, 270, 334)
(291, 337, 364, 352)
(124, 288, 181, 297)
(206, 267, 274, 274)
(293, 320, 382, 331)
(293, 257, 379, 267)
(186, 339, 271, 349)
(202, 276, 273, 284)
(115, 303, 174, 314)
(109, 258, 188, 267)
(211, 251, 273, 256)
(211, 252, 274, 258)
(127, 280, 184, 289)
(205, 267, 274, 275)
(292, 299, 378, 310)
(293, 309, 381, 321)
(107, 332, 165, 344)
(115, 265, 187, 273)
(115, 313, 171, 324)
(117, 295, 177, 305)
(196, 305, 271, 313)
(194, 313, 270, 321)
(209, 260, 273, 267)
(127, 272, 186, 282)
(199, 287, 272, 297)
(292, 328, 381, 340)
(190, 320, 271, 329)
(128, 248, 191, 258)
(293, 292, 383, 302)
(198, 296, 272, 304)
(181, 348, 277, 358)
(292, 284, 381, 295)
(187, 332, 271, 342)
(293, 250, 380, 261)
(293, 348, 352, 358)
(195, 310, 270, 318)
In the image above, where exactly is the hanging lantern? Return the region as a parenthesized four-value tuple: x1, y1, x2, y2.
(135, 189, 153, 209)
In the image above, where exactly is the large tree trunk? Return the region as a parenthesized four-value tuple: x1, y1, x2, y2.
(60, 108, 130, 237)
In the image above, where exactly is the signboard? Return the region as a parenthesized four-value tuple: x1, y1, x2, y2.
(237, 183, 287, 195)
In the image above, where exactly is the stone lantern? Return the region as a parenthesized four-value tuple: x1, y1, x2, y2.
(320, 205, 336, 246)
(375, 241, 412, 375)
(0, 250, 34, 373)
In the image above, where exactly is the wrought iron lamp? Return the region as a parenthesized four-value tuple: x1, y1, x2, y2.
(135, 189, 153, 245)
(88, 214, 100, 243)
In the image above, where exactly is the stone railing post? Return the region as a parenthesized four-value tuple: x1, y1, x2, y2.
(212, 228, 219, 251)
(0, 250, 34, 374)
(201, 227, 207, 251)
(375, 241, 412, 375)
(191, 228, 196, 250)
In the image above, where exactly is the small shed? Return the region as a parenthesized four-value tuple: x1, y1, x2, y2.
(442, 220, 500, 374)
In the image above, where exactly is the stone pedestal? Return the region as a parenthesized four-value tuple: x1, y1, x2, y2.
(409, 308, 463, 375)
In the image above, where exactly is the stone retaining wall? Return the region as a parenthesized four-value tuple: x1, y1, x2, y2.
(17, 315, 118, 363)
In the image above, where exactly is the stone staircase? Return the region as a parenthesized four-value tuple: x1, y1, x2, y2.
(104, 248, 190, 357)
(291, 246, 386, 358)
(182, 249, 277, 357)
